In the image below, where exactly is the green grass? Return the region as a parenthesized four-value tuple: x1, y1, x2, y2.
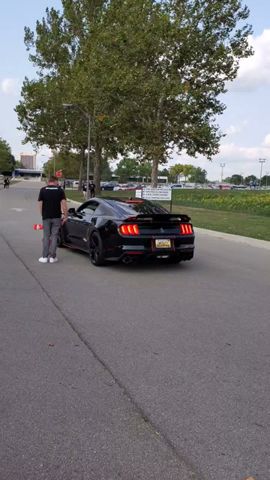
(172, 189, 270, 216)
(66, 189, 270, 241)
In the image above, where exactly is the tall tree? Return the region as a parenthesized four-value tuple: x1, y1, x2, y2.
(90, 0, 253, 185)
(16, 0, 253, 189)
(0, 138, 15, 173)
(17, 1, 120, 194)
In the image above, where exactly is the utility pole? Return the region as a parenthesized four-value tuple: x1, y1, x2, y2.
(220, 163, 225, 183)
(259, 158, 266, 188)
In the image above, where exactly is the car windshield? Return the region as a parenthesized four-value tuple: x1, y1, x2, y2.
(106, 199, 169, 215)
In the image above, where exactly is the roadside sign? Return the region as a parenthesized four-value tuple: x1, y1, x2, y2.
(136, 187, 172, 201)
(55, 170, 63, 178)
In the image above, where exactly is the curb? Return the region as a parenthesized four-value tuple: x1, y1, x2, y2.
(195, 227, 270, 250)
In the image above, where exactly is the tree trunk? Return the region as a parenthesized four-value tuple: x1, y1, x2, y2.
(151, 96, 164, 188)
(151, 157, 159, 187)
(78, 147, 85, 191)
(94, 141, 102, 195)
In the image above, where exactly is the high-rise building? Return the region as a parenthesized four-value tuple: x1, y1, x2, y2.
(20, 153, 37, 170)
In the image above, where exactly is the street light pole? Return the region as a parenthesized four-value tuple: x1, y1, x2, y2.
(63, 103, 91, 200)
(259, 158, 266, 188)
(220, 163, 225, 183)
(86, 113, 91, 200)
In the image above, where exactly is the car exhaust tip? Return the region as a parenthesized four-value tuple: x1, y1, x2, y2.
(122, 256, 134, 265)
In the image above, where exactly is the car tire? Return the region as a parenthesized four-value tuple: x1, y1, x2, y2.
(89, 232, 106, 266)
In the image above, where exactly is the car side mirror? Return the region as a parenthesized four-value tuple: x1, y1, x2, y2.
(68, 207, 76, 215)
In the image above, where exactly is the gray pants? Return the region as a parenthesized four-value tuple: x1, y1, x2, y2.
(42, 218, 61, 258)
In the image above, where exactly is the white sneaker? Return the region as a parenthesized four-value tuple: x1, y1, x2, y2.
(38, 257, 48, 263)
(49, 257, 58, 264)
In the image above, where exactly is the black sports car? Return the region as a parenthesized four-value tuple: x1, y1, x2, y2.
(60, 197, 195, 266)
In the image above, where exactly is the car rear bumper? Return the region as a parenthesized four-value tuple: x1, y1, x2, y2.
(107, 243, 195, 262)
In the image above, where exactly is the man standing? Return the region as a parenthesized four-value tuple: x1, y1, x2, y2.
(89, 181, 96, 198)
(38, 176, 68, 263)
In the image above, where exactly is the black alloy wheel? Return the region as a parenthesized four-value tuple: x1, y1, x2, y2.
(89, 232, 106, 266)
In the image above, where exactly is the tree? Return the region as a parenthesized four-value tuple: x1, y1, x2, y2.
(16, 2, 115, 193)
(115, 158, 139, 183)
(230, 174, 243, 185)
(189, 167, 207, 184)
(245, 175, 258, 186)
(261, 174, 270, 187)
(137, 162, 152, 180)
(169, 164, 198, 182)
(17, 0, 253, 190)
(16, 73, 90, 190)
(94, 0, 253, 185)
(43, 151, 82, 178)
(169, 164, 185, 182)
(14, 161, 25, 168)
(0, 138, 15, 173)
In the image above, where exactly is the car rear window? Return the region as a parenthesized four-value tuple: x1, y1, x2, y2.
(106, 199, 169, 215)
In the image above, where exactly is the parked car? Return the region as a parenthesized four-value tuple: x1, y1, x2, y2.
(231, 185, 247, 190)
(171, 184, 184, 189)
(101, 182, 115, 191)
(59, 197, 195, 266)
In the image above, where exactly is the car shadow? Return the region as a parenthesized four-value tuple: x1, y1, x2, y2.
(62, 245, 199, 273)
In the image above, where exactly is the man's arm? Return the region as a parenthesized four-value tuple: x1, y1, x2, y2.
(61, 198, 68, 223)
(38, 189, 43, 217)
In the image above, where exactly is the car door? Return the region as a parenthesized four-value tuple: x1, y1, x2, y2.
(67, 201, 100, 250)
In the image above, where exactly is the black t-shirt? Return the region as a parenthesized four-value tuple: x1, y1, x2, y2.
(38, 185, 66, 219)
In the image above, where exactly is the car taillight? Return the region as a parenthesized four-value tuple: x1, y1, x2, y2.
(119, 224, 140, 236)
(180, 224, 193, 235)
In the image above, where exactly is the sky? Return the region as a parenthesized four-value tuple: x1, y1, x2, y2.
(1, 1, 270, 181)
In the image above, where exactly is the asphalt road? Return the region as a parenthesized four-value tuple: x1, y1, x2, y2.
(1, 181, 269, 480)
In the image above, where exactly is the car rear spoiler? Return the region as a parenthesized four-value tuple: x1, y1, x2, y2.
(125, 213, 191, 223)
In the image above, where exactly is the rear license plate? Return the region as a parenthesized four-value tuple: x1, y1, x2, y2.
(154, 239, 171, 249)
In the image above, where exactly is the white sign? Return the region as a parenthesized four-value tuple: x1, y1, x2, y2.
(136, 187, 171, 201)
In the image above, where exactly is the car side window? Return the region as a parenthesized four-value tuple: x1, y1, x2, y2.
(78, 201, 99, 215)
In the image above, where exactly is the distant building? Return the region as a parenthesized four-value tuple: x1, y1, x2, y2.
(20, 153, 37, 169)
(13, 168, 43, 179)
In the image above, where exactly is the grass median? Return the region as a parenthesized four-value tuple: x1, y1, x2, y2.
(66, 189, 270, 242)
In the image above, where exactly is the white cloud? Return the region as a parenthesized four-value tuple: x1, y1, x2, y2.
(263, 133, 270, 147)
(232, 30, 270, 91)
(225, 120, 248, 136)
(36, 147, 53, 168)
(170, 136, 270, 179)
(0, 77, 20, 95)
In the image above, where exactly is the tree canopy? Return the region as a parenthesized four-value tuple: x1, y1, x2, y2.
(0, 138, 15, 173)
(16, 0, 253, 189)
